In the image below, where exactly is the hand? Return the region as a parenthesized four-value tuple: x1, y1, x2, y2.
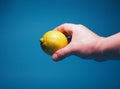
(52, 23, 103, 61)
(52, 23, 120, 62)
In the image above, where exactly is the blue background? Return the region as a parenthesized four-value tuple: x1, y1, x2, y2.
(0, 0, 120, 89)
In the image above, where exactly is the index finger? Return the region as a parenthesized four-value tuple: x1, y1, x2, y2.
(54, 23, 76, 36)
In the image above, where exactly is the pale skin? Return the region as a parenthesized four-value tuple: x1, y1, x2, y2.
(52, 23, 120, 62)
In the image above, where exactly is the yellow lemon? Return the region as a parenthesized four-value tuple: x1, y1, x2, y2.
(40, 30, 68, 55)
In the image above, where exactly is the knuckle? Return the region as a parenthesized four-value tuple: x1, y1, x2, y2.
(63, 23, 71, 26)
(77, 24, 84, 27)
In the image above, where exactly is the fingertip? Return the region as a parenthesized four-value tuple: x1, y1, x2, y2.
(52, 49, 66, 62)
(52, 53, 58, 61)
(52, 43, 72, 62)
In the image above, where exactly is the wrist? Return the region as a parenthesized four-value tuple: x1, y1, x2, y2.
(93, 37, 107, 61)
(94, 33, 120, 61)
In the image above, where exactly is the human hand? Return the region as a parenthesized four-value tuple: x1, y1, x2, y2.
(52, 23, 104, 61)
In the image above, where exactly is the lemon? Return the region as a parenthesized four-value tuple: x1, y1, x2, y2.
(40, 30, 68, 55)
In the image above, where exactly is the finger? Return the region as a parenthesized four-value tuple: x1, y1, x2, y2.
(54, 23, 76, 36)
(52, 45, 72, 61)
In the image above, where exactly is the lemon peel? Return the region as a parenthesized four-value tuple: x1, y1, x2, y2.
(40, 30, 68, 55)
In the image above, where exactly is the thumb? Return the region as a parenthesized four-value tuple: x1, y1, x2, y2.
(52, 45, 72, 61)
